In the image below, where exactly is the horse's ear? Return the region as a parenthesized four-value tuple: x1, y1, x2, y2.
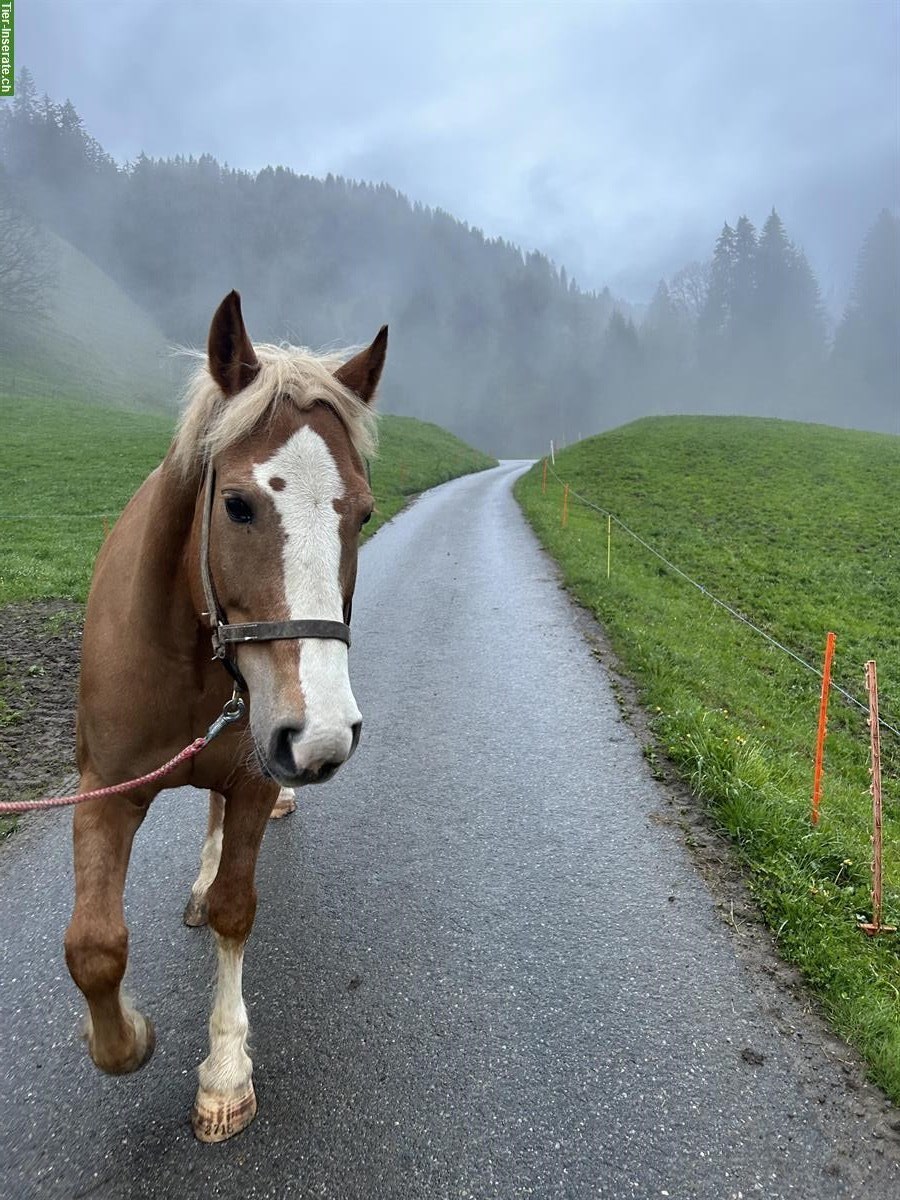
(335, 326, 388, 406)
(207, 290, 260, 397)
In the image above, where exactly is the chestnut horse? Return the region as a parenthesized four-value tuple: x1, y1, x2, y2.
(64, 292, 386, 1141)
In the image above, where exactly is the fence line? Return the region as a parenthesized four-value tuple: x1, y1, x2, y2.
(544, 459, 900, 742)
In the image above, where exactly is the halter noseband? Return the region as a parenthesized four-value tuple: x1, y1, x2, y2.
(199, 467, 352, 692)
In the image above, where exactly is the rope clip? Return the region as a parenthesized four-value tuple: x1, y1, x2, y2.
(204, 690, 246, 743)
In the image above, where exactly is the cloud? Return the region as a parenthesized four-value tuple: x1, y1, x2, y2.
(18, 0, 899, 304)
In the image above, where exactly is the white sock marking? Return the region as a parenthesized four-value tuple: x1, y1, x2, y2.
(199, 935, 252, 1097)
(190, 818, 223, 901)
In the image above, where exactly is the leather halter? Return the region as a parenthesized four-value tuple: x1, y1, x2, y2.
(199, 467, 352, 692)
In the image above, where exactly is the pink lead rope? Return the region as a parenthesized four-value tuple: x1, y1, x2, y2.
(0, 696, 246, 816)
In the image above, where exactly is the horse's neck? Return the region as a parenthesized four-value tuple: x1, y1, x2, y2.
(121, 455, 204, 641)
(78, 453, 223, 767)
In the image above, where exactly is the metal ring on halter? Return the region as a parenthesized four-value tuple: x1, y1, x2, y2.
(203, 692, 247, 742)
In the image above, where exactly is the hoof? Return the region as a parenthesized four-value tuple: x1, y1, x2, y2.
(192, 1084, 257, 1143)
(183, 893, 209, 928)
(88, 1012, 155, 1075)
(270, 789, 296, 820)
(134, 1015, 156, 1072)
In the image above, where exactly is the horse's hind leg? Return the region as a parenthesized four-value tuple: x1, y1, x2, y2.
(270, 787, 296, 819)
(184, 791, 226, 927)
(64, 784, 155, 1075)
(183, 786, 291, 929)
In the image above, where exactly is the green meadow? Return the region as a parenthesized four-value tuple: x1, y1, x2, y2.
(0, 391, 495, 605)
(515, 416, 900, 1101)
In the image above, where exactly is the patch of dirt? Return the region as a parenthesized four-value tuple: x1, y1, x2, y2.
(0, 600, 82, 817)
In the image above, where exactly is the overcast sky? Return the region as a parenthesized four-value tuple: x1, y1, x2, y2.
(18, 0, 899, 307)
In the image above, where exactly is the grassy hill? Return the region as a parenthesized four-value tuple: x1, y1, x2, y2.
(515, 415, 900, 1101)
(0, 231, 179, 411)
(0, 392, 495, 605)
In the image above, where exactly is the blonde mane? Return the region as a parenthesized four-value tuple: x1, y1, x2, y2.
(171, 343, 379, 478)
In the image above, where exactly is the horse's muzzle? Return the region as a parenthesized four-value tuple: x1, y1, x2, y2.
(266, 719, 361, 787)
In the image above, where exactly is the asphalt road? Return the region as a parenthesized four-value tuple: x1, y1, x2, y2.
(1, 461, 898, 1200)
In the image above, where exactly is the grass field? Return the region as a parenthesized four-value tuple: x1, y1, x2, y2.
(515, 416, 900, 1101)
(0, 392, 495, 605)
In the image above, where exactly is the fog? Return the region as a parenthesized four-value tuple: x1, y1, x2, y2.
(18, 0, 897, 305)
(1, 0, 897, 453)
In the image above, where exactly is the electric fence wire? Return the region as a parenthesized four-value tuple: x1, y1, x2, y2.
(546, 460, 900, 742)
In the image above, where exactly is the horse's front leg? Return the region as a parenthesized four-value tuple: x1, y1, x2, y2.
(64, 781, 156, 1074)
(192, 779, 277, 1143)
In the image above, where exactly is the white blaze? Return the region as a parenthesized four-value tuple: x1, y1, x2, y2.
(253, 427, 360, 771)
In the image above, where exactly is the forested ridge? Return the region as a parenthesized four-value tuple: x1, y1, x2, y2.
(1, 69, 896, 453)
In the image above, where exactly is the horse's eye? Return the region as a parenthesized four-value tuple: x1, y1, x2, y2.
(360, 510, 372, 528)
(224, 496, 254, 524)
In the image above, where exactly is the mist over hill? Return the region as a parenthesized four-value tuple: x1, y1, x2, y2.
(0, 227, 180, 409)
(1, 72, 896, 452)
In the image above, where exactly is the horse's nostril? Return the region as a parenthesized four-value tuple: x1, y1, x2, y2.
(314, 761, 340, 783)
(350, 720, 362, 755)
(270, 723, 304, 777)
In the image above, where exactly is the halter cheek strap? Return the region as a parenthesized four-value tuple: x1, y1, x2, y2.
(199, 468, 352, 692)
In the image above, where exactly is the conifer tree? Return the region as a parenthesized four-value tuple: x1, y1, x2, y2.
(12, 67, 37, 122)
(730, 215, 757, 340)
(701, 222, 736, 337)
(754, 210, 826, 400)
(832, 210, 900, 426)
(755, 209, 793, 332)
(697, 222, 736, 381)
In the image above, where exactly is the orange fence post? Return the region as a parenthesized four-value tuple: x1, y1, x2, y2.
(811, 631, 836, 825)
(561, 482, 569, 528)
(541, 458, 547, 495)
(860, 660, 895, 935)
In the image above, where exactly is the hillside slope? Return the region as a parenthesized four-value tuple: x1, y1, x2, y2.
(1, 92, 632, 455)
(0, 230, 178, 410)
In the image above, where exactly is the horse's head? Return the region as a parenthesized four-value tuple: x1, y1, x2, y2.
(188, 291, 386, 787)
